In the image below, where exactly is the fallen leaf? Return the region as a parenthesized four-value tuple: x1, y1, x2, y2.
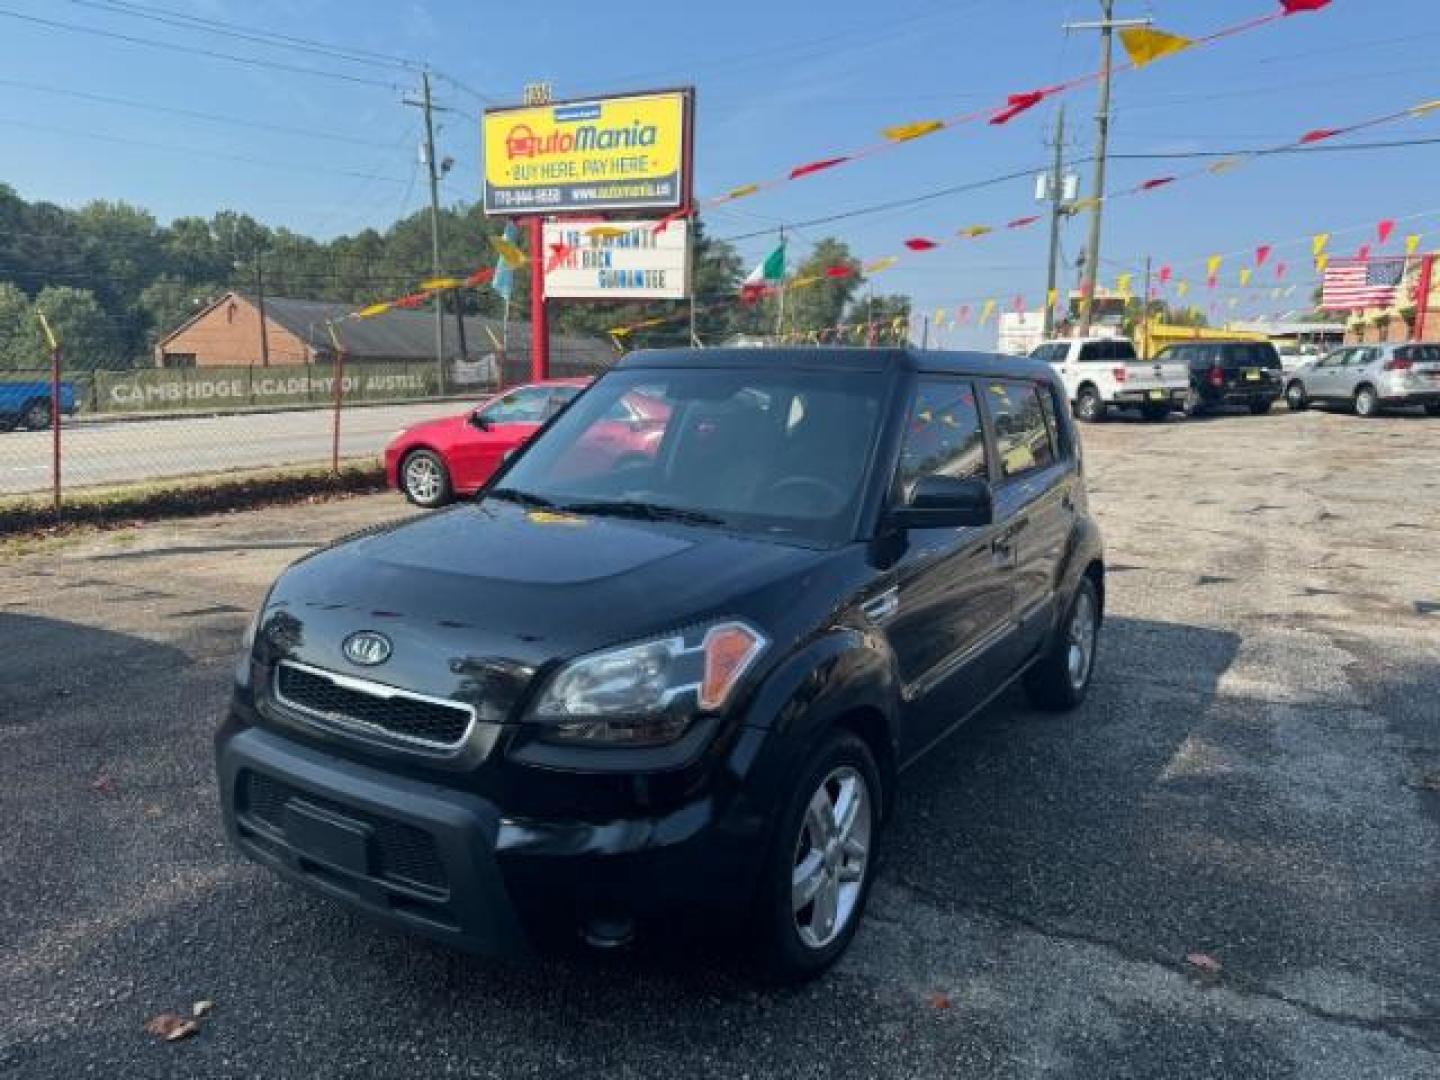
(928, 991, 952, 1010)
(91, 772, 116, 795)
(192, 1000, 214, 1018)
(1186, 951, 1223, 982)
(143, 1012, 199, 1042)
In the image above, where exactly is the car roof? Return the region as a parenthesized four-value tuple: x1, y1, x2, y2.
(616, 346, 1053, 380)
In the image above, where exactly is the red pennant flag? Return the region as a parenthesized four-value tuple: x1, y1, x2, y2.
(1255, 245, 1271, 266)
(989, 89, 1048, 126)
(1012, 294, 1025, 313)
(1138, 176, 1176, 191)
(1275, 261, 1287, 279)
(1357, 244, 1371, 261)
(1281, 0, 1331, 14)
(1206, 274, 1218, 289)
(393, 292, 429, 309)
(1377, 219, 1396, 245)
(1300, 128, 1341, 144)
(545, 242, 575, 274)
(904, 237, 940, 251)
(652, 207, 689, 234)
(788, 156, 849, 180)
(1158, 265, 1172, 284)
(464, 267, 495, 287)
(1007, 215, 1041, 229)
(956, 305, 971, 325)
(824, 264, 853, 278)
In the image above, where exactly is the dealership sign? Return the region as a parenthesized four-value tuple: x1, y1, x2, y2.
(482, 90, 691, 215)
(542, 220, 690, 300)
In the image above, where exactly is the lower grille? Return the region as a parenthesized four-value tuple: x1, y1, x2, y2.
(241, 771, 448, 894)
(274, 661, 473, 749)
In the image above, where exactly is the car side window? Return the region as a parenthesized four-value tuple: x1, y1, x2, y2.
(1035, 382, 1071, 462)
(545, 387, 580, 417)
(985, 381, 1056, 481)
(1078, 342, 1103, 363)
(480, 386, 551, 423)
(897, 379, 987, 491)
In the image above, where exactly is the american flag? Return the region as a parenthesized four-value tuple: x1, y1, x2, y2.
(1320, 257, 1406, 310)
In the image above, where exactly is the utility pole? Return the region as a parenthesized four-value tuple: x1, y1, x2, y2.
(1140, 255, 1152, 357)
(254, 251, 271, 368)
(774, 226, 787, 342)
(1066, 3, 1151, 335)
(405, 70, 450, 393)
(1043, 105, 1067, 337)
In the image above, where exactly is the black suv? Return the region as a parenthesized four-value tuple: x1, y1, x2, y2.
(1156, 339, 1284, 416)
(217, 348, 1105, 980)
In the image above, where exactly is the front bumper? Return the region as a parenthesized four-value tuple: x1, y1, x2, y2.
(216, 713, 772, 954)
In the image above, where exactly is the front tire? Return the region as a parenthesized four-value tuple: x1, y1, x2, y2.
(1354, 385, 1381, 418)
(1024, 576, 1100, 711)
(1075, 386, 1106, 423)
(760, 731, 881, 984)
(1285, 382, 1308, 412)
(1182, 385, 1206, 418)
(399, 448, 453, 508)
(23, 399, 51, 430)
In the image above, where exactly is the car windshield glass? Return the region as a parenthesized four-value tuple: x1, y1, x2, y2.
(492, 367, 886, 543)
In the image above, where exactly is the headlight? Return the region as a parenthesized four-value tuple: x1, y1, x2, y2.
(529, 621, 768, 746)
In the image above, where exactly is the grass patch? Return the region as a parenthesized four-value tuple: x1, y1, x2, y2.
(0, 462, 386, 546)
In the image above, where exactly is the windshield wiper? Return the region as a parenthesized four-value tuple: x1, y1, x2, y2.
(558, 500, 726, 526)
(485, 487, 558, 509)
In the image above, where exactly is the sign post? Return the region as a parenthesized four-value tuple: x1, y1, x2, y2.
(527, 216, 549, 381)
(37, 311, 61, 520)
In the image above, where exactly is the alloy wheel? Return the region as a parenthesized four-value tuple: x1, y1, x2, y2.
(1066, 588, 1097, 692)
(791, 766, 872, 951)
(404, 454, 444, 504)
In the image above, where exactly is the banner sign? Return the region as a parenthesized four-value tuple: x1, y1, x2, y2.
(543, 220, 690, 299)
(482, 89, 691, 215)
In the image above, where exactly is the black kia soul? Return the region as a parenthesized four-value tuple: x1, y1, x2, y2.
(217, 347, 1105, 980)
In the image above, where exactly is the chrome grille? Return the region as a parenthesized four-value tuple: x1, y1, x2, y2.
(273, 661, 474, 750)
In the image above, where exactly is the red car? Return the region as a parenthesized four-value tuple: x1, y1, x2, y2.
(384, 378, 669, 507)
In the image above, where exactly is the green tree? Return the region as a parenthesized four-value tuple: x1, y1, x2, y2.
(845, 293, 911, 342)
(0, 282, 38, 371)
(32, 286, 125, 372)
(737, 238, 863, 340)
(138, 276, 225, 345)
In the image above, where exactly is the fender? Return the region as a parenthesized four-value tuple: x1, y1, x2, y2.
(1051, 511, 1106, 623)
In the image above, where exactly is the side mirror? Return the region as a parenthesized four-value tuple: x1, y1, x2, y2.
(469, 410, 492, 430)
(887, 475, 993, 530)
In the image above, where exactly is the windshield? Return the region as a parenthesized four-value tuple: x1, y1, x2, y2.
(491, 367, 886, 543)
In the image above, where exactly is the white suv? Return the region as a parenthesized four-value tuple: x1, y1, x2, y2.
(1030, 338, 1191, 422)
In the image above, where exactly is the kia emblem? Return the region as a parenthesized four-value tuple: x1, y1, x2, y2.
(342, 631, 392, 666)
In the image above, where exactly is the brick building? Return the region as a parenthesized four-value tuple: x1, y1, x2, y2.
(152, 291, 613, 380)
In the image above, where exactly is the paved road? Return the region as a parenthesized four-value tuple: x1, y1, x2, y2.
(2, 409, 1438, 1078)
(0, 400, 472, 495)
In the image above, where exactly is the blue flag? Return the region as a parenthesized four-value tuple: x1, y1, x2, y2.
(493, 222, 519, 300)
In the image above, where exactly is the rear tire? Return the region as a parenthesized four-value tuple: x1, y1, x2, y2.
(1024, 576, 1100, 712)
(1424, 402, 1440, 417)
(1354, 385, 1381, 418)
(759, 731, 881, 985)
(1075, 386, 1106, 423)
(399, 449, 453, 508)
(1285, 382, 1308, 412)
(1182, 386, 1206, 418)
(23, 399, 51, 431)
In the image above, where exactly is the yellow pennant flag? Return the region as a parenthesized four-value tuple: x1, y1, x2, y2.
(1405, 233, 1422, 255)
(1411, 99, 1440, 118)
(979, 299, 997, 325)
(883, 119, 944, 143)
(1207, 157, 1244, 176)
(1315, 253, 1330, 273)
(1047, 288, 1058, 310)
(958, 225, 993, 239)
(491, 235, 527, 268)
(1068, 196, 1102, 214)
(420, 276, 462, 291)
(1206, 255, 1223, 278)
(36, 310, 58, 350)
(725, 183, 760, 200)
(1176, 280, 1190, 298)
(1239, 267, 1253, 287)
(1115, 273, 1132, 297)
(356, 302, 391, 319)
(1120, 26, 1194, 68)
(864, 256, 899, 274)
(586, 225, 629, 239)
(610, 326, 632, 338)
(1311, 233, 1330, 257)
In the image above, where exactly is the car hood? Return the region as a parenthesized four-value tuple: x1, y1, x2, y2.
(396, 412, 469, 442)
(257, 500, 835, 711)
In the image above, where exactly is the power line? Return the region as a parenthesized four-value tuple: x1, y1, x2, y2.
(0, 6, 402, 91)
(1109, 136, 1440, 159)
(63, 0, 422, 71)
(0, 76, 404, 149)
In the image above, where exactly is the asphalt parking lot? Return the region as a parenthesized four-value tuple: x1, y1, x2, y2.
(2, 406, 1438, 1079)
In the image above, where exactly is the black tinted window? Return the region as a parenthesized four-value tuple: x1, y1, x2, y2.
(1030, 343, 1066, 364)
(1226, 344, 1281, 369)
(1078, 342, 1104, 363)
(898, 379, 987, 489)
(1108, 339, 1138, 361)
(986, 382, 1056, 480)
(1396, 345, 1440, 364)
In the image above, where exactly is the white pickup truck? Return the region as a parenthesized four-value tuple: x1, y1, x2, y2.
(1030, 338, 1191, 422)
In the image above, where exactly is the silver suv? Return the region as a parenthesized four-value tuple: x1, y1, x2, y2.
(1283, 343, 1440, 417)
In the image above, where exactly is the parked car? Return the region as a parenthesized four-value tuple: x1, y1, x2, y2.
(218, 347, 1106, 981)
(1030, 337, 1189, 421)
(1276, 342, 1325, 374)
(1153, 340, 1283, 416)
(0, 380, 77, 431)
(384, 378, 587, 507)
(1283, 343, 1440, 417)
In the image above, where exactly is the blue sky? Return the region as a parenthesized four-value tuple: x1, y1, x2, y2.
(1, 0, 1437, 346)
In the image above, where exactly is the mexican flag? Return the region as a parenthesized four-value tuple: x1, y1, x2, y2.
(740, 242, 786, 302)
